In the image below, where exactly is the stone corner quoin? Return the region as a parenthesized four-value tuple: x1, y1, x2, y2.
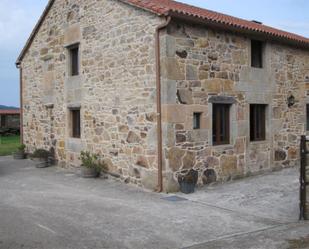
(18, 0, 309, 192)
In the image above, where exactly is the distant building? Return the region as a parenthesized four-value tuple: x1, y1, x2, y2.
(0, 109, 20, 130)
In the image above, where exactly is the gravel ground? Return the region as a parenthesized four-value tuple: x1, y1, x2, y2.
(0, 156, 308, 249)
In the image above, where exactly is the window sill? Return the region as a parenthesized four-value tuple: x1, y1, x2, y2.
(212, 143, 233, 149)
(249, 140, 269, 145)
(66, 76, 82, 91)
(250, 66, 264, 69)
(66, 138, 83, 152)
(68, 75, 81, 79)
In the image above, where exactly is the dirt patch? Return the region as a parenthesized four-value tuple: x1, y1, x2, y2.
(287, 235, 309, 249)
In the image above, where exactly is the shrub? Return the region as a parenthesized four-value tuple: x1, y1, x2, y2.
(17, 144, 26, 152)
(31, 149, 50, 159)
(79, 151, 108, 172)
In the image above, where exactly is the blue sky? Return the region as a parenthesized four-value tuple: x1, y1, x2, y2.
(1, 0, 309, 107)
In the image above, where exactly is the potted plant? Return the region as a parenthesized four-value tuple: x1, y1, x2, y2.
(178, 169, 198, 194)
(79, 151, 107, 178)
(31, 149, 50, 168)
(13, 144, 26, 159)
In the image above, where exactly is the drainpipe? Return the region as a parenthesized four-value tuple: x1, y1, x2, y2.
(16, 63, 23, 144)
(155, 16, 171, 192)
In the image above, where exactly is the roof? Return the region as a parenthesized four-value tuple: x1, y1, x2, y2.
(124, 0, 309, 45)
(16, 0, 309, 64)
(0, 109, 20, 115)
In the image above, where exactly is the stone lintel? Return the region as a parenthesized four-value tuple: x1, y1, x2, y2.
(208, 96, 236, 104)
(44, 103, 54, 109)
(64, 24, 81, 47)
(67, 103, 81, 109)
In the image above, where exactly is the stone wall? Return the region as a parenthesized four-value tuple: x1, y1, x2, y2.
(304, 140, 309, 220)
(161, 21, 309, 187)
(20, 0, 309, 191)
(21, 0, 164, 188)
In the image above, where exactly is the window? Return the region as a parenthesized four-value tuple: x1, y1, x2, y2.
(69, 45, 79, 76)
(251, 40, 263, 68)
(193, 113, 202, 130)
(307, 105, 309, 131)
(250, 104, 266, 141)
(213, 104, 230, 145)
(71, 109, 81, 138)
(0, 115, 6, 128)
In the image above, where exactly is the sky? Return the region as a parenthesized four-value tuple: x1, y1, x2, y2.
(1, 0, 309, 107)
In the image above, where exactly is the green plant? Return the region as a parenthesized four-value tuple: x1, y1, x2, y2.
(32, 149, 50, 159)
(17, 144, 26, 152)
(79, 151, 108, 172)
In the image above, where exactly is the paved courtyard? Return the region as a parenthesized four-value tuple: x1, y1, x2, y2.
(0, 156, 308, 249)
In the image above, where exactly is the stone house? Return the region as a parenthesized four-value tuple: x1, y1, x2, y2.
(16, 0, 309, 192)
(0, 109, 20, 130)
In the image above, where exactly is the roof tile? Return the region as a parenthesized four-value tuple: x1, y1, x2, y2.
(0, 110, 20, 115)
(124, 0, 309, 45)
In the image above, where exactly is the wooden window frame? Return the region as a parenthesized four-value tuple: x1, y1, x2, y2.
(212, 104, 230, 146)
(251, 40, 263, 68)
(71, 109, 81, 138)
(250, 104, 266, 141)
(193, 112, 202, 130)
(68, 44, 79, 76)
(0, 115, 6, 128)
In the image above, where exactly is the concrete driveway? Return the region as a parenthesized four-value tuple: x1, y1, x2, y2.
(0, 156, 308, 249)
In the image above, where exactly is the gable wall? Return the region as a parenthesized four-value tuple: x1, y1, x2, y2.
(161, 21, 309, 185)
(21, 0, 164, 188)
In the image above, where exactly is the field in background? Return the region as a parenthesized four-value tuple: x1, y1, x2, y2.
(0, 135, 20, 156)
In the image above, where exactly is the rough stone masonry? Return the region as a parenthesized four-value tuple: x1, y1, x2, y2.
(160, 21, 309, 189)
(17, 0, 309, 192)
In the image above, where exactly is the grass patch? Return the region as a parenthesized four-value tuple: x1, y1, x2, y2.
(0, 135, 20, 156)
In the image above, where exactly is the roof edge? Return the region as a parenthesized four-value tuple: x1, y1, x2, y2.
(16, 0, 55, 66)
(16, 0, 309, 66)
(169, 11, 309, 49)
(16, 0, 165, 66)
(118, 0, 168, 16)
